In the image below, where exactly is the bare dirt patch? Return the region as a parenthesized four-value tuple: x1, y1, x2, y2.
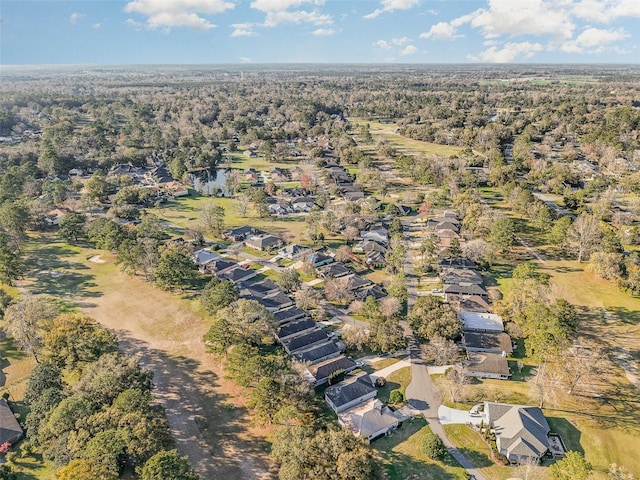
(88, 254, 106, 263)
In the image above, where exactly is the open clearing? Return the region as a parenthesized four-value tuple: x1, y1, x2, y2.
(11, 233, 277, 480)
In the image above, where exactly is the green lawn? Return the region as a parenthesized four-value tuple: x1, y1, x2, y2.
(443, 424, 517, 480)
(373, 418, 468, 480)
(377, 366, 411, 404)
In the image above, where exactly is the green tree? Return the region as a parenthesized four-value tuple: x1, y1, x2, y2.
(0, 201, 31, 246)
(0, 465, 17, 480)
(421, 431, 447, 460)
(139, 450, 202, 480)
(78, 429, 126, 475)
(198, 202, 225, 237)
(56, 459, 118, 480)
(0, 231, 25, 285)
(200, 278, 238, 315)
(549, 451, 592, 480)
(23, 361, 65, 404)
(58, 213, 86, 243)
(548, 216, 572, 248)
(409, 296, 460, 341)
(154, 249, 196, 291)
(87, 217, 126, 251)
(276, 268, 302, 293)
(43, 314, 118, 369)
(488, 217, 516, 253)
(84, 172, 112, 203)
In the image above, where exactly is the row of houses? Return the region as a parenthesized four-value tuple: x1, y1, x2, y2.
(320, 158, 365, 202)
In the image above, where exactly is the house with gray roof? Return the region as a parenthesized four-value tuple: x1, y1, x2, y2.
(308, 355, 358, 386)
(465, 352, 511, 380)
(276, 317, 317, 341)
(293, 342, 341, 365)
(274, 306, 308, 325)
(282, 329, 329, 354)
(0, 398, 23, 445)
(485, 402, 551, 463)
(463, 332, 513, 356)
(338, 399, 408, 441)
(325, 373, 377, 413)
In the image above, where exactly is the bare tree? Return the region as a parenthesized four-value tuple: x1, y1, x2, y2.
(236, 194, 251, 218)
(379, 296, 402, 319)
(334, 245, 352, 263)
(437, 365, 470, 403)
(324, 277, 353, 305)
(422, 336, 460, 366)
(568, 213, 602, 263)
(531, 360, 562, 408)
(513, 457, 546, 480)
(340, 324, 370, 351)
(294, 286, 321, 310)
(560, 340, 608, 396)
(342, 226, 360, 244)
(5, 294, 59, 362)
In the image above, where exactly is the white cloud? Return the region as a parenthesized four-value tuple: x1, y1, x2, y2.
(572, 0, 640, 22)
(400, 45, 418, 55)
(263, 10, 331, 26)
(365, 0, 419, 19)
(69, 12, 85, 24)
(561, 27, 628, 53)
(313, 28, 335, 35)
(474, 41, 543, 62)
(420, 21, 458, 40)
(231, 23, 258, 37)
(124, 0, 234, 31)
(92, 22, 102, 29)
(469, 0, 575, 40)
(240, 57, 252, 63)
(251, 0, 318, 12)
(391, 36, 409, 45)
(375, 39, 392, 50)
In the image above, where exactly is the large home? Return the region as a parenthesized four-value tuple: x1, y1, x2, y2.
(338, 399, 407, 441)
(245, 234, 284, 252)
(459, 312, 504, 333)
(325, 373, 377, 413)
(441, 268, 484, 285)
(485, 402, 551, 464)
(164, 180, 189, 197)
(463, 331, 513, 356)
(276, 317, 317, 341)
(44, 207, 68, 226)
(309, 251, 334, 267)
(0, 398, 23, 445)
(224, 225, 262, 242)
(465, 352, 511, 380)
(274, 306, 308, 325)
(448, 294, 492, 314)
(278, 244, 312, 260)
(318, 262, 351, 278)
(192, 249, 220, 270)
(217, 266, 258, 284)
(291, 197, 316, 213)
(308, 355, 358, 386)
(444, 283, 488, 299)
(205, 258, 238, 276)
(438, 258, 477, 270)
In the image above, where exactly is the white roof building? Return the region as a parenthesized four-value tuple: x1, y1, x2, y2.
(459, 312, 504, 332)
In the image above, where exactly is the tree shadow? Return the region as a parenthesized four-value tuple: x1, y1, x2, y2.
(546, 417, 584, 454)
(115, 332, 277, 479)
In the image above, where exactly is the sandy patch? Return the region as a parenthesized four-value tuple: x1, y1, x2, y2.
(89, 255, 106, 264)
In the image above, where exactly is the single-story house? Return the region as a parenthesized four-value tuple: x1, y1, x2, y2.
(354, 284, 387, 301)
(192, 249, 220, 269)
(245, 234, 284, 252)
(325, 373, 377, 413)
(441, 268, 484, 286)
(362, 240, 388, 254)
(282, 329, 330, 354)
(463, 332, 513, 356)
(318, 262, 351, 278)
(366, 251, 387, 268)
(344, 274, 373, 292)
(238, 278, 280, 297)
(448, 294, 491, 313)
(252, 291, 294, 313)
(438, 258, 477, 270)
(268, 203, 291, 216)
(278, 244, 312, 260)
(224, 225, 261, 242)
(217, 266, 258, 284)
(485, 402, 551, 464)
(309, 251, 334, 267)
(276, 317, 317, 341)
(274, 306, 308, 325)
(459, 312, 504, 332)
(165, 181, 189, 197)
(293, 341, 341, 365)
(362, 229, 389, 245)
(44, 207, 68, 226)
(291, 198, 316, 213)
(270, 168, 290, 182)
(338, 399, 408, 441)
(444, 283, 488, 299)
(343, 190, 365, 201)
(308, 355, 358, 386)
(206, 258, 238, 275)
(465, 352, 511, 380)
(0, 398, 23, 445)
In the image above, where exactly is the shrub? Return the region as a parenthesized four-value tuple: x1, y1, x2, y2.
(375, 377, 386, 388)
(389, 389, 404, 404)
(421, 432, 446, 460)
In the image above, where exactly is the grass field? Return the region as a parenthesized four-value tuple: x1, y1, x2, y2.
(377, 366, 412, 404)
(373, 418, 468, 480)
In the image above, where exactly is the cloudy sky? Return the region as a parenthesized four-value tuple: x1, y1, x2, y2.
(2, 0, 639, 65)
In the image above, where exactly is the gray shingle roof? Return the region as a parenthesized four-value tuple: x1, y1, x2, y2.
(325, 373, 376, 410)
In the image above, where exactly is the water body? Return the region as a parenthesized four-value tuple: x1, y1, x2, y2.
(189, 168, 229, 196)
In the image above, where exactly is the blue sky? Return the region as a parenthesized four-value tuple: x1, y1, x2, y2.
(1, 0, 639, 65)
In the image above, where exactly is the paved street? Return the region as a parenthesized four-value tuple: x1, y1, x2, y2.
(402, 217, 489, 480)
